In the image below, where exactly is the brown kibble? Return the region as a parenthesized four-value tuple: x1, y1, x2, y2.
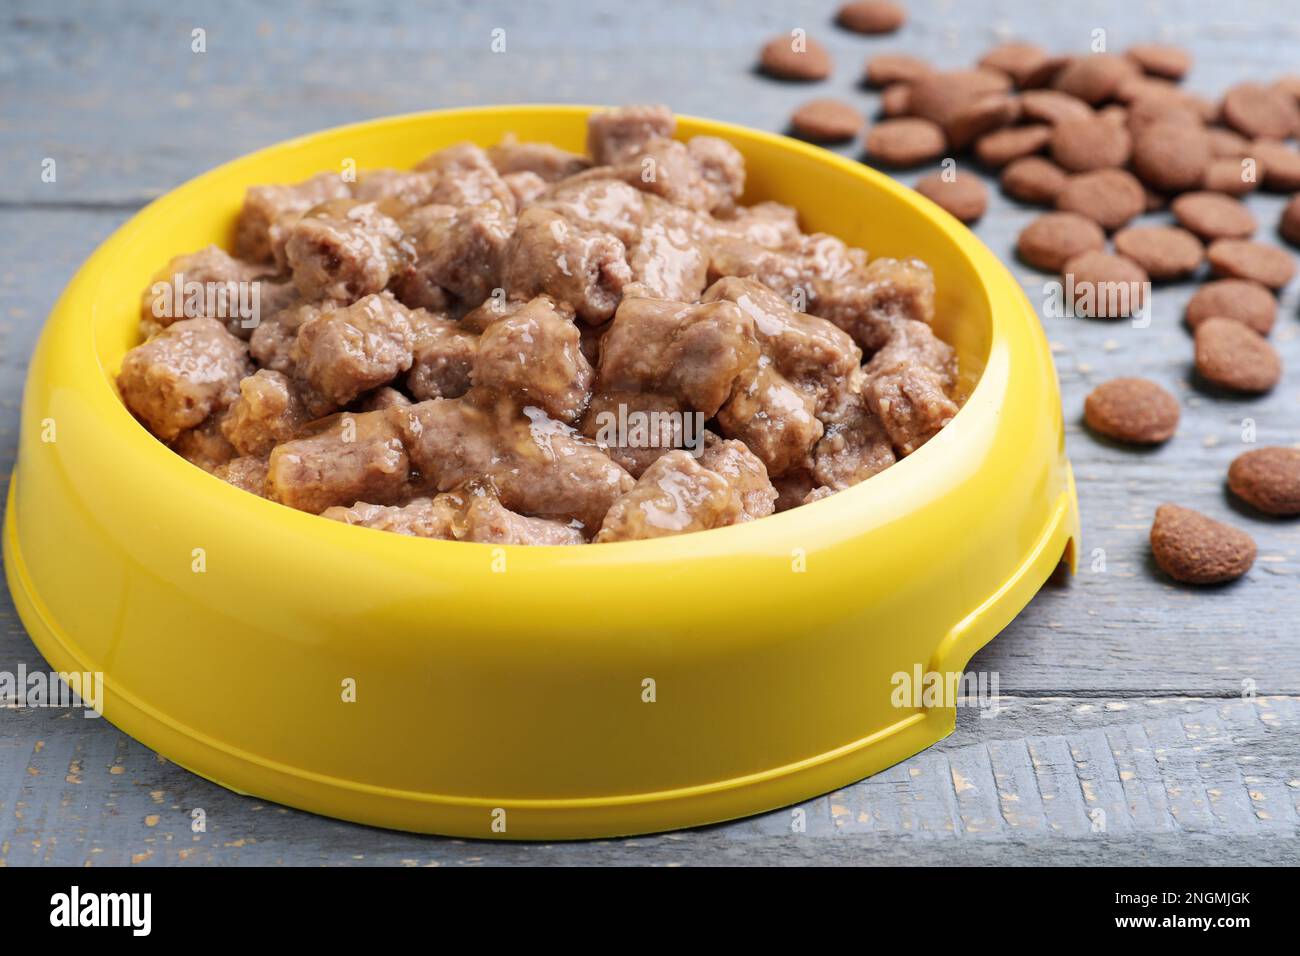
(791, 99, 864, 142)
(1221, 82, 1300, 140)
(759, 34, 833, 81)
(1170, 192, 1256, 240)
(1207, 127, 1251, 158)
(864, 53, 933, 87)
(1112, 225, 1204, 280)
(1084, 377, 1180, 444)
(1130, 120, 1210, 193)
(1001, 156, 1069, 205)
(1055, 168, 1145, 231)
(1184, 279, 1276, 335)
(1017, 212, 1106, 271)
(908, 69, 1011, 127)
(914, 171, 989, 223)
(1249, 140, 1300, 191)
(1280, 195, 1300, 246)
(1060, 250, 1149, 318)
(1125, 44, 1192, 81)
(1150, 504, 1255, 585)
(974, 124, 1052, 167)
(1053, 53, 1140, 105)
(1019, 89, 1094, 125)
(978, 42, 1056, 88)
(1050, 115, 1132, 172)
(1203, 157, 1262, 196)
(945, 93, 1019, 150)
(1275, 74, 1300, 102)
(864, 117, 946, 167)
(1206, 239, 1296, 289)
(1126, 94, 1204, 133)
(1194, 317, 1282, 393)
(1099, 104, 1129, 126)
(1228, 447, 1300, 516)
(880, 83, 912, 117)
(837, 0, 906, 34)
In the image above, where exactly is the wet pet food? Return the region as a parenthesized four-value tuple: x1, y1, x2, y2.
(117, 106, 964, 545)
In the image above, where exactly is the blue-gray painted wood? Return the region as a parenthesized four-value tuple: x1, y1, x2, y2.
(1, 0, 1298, 865)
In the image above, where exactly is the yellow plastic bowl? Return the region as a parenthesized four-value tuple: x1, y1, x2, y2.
(5, 106, 1078, 839)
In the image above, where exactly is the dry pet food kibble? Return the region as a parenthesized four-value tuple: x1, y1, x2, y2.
(1221, 82, 1300, 140)
(1060, 250, 1148, 318)
(1130, 120, 1210, 193)
(1228, 447, 1300, 516)
(1112, 225, 1204, 280)
(1016, 212, 1106, 272)
(1206, 238, 1296, 289)
(791, 99, 863, 142)
(1193, 317, 1282, 393)
(1150, 504, 1256, 585)
(1001, 156, 1069, 204)
(1083, 377, 1179, 444)
(864, 117, 946, 166)
(1019, 90, 1093, 126)
(914, 172, 988, 223)
(1055, 168, 1145, 231)
(1203, 157, 1260, 196)
(1053, 53, 1139, 105)
(1251, 140, 1300, 191)
(1125, 44, 1192, 81)
(880, 83, 912, 117)
(978, 42, 1057, 89)
(1050, 115, 1132, 172)
(836, 0, 906, 34)
(1184, 278, 1276, 334)
(759, 34, 833, 81)
(1170, 192, 1256, 241)
(974, 125, 1052, 168)
(864, 53, 932, 87)
(1279, 194, 1300, 246)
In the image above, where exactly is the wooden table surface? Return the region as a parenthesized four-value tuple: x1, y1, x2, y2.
(1, 0, 1297, 866)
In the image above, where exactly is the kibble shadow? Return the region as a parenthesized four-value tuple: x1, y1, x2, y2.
(1142, 549, 1253, 591)
(1222, 485, 1294, 525)
(1076, 414, 1169, 455)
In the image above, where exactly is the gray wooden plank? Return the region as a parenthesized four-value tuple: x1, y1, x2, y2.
(1, 694, 1295, 865)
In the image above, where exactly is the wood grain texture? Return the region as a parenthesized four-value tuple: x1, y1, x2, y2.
(0, 0, 1298, 865)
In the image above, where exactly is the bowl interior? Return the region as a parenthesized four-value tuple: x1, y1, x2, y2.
(90, 105, 991, 409)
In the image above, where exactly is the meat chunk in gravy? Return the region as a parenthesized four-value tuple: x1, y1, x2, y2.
(862, 319, 960, 455)
(221, 369, 311, 457)
(117, 317, 252, 442)
(472, 296, 594, 423)
(123, 106, 963, 544)
(285, 199, 412, 303)
(267, 410, 411, 513)
(501, 206, 632, 324)
(595, 450, 743, 542)
(596, 296, 758, 417)
(323, 482, 585, 545)
(587, 104, 676, 166)
(139, 245, 276, 340)
(235, 172, 352, 264)
(291, 292, 416, 407)
(391, 396, 633, 533)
